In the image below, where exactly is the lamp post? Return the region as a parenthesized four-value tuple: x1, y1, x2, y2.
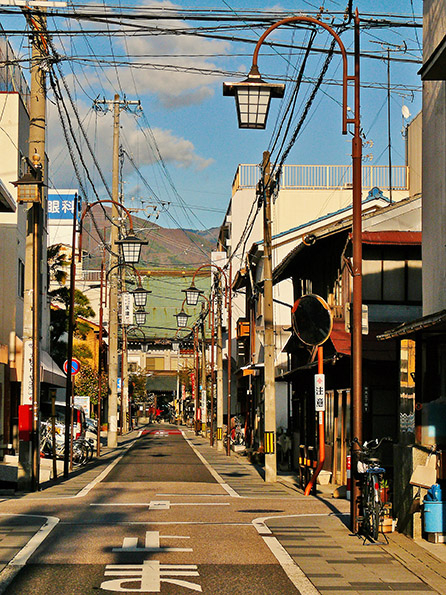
(224, 11, 363, 502)
(79, 199, 147, 448)
(182, 263, 231, 453)
(175, 301, 191, 329)
(175, 297, 209, 436)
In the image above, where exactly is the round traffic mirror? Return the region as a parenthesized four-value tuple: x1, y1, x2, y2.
(292, 294, 333, 346)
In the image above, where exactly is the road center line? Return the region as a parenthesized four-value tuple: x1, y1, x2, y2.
(90, 502, 230, 508)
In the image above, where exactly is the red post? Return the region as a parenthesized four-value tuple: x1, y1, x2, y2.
(304, 346, 326, 495)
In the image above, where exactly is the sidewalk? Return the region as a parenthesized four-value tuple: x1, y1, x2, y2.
(0, 426, 446, 595)
(188, 431, 446, 595)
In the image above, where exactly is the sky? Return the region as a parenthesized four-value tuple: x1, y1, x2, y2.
(0, 1, 423, 232)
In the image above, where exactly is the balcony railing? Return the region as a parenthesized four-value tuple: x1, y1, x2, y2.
(232, 164, 409, 194)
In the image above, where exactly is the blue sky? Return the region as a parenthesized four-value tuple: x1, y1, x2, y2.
(1, 1, 423, 230)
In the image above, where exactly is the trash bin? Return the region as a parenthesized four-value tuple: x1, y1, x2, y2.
(423, 501, 446, 533)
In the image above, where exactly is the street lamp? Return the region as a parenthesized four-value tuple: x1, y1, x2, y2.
(132, 285, 151, 308)
(223, 10, 363, 507)
(13, 156, 44, 203)
(135, 308, 147, 326)
(172, 340, 180, 352)
(223, 65, 284, 129)
(175, 307, 190, 329)
(79, 199, 148, 449)
(116, 232, 148, 264)
(182, 282, 204, 306)
(181, 263, 231, 452)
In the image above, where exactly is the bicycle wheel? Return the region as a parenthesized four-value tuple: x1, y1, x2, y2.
(84, 440, 94, 462)
(362, 475, 380, 540)
(72, 442, 87, 466)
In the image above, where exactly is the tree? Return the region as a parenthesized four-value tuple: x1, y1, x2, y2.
(48, 243, 69, 286)
(74, 362, 108, 409)
(129, 367, 149, 402)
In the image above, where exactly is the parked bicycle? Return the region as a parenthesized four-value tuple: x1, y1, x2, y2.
(223, 416, 245, 449)
(352, 436, 392, 541)
(40, 421, 93, 467)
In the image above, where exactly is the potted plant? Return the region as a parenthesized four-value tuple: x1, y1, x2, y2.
(380, 479, 390, 504)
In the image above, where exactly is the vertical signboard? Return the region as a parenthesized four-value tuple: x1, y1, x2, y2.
(121, 292, 133, 326)
(22, 339, 33, 406)
(315, 373, 326, 412)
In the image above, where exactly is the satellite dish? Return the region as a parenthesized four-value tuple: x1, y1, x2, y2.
(402, 105, 411, 119)
(292, 294, 333, 346)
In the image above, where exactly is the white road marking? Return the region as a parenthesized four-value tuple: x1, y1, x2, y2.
(149, 501, 170, 510)
(181, 431, 241, 498)
(0, 514, 59, 595)
(156, 493, 230, 497)
(101, 561, 202, 592)
(21, 434, 140, 501)
(91, 501, 230, 510)
(112, 531, 192, 552)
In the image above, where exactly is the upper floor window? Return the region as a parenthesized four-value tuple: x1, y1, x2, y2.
(18, 259, 25, 298)
(362, 246, 421, 304)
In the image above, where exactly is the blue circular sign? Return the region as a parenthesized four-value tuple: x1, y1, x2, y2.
(63, 357, 81, 376)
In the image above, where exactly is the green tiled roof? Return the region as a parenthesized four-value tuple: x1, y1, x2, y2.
(128, 273, 212, 341)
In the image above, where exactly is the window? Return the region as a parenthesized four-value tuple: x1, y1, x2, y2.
(18, 259, 25, 298)
(362, 246, 421, 304)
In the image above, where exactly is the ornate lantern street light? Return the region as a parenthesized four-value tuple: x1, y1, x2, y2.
(182, 282, 204, 306)
(132, 285, 151, 308)
(116, 232, 148, 264)
(223, 12, 363, 526)
(223, 65, 284, 129)
(135, 308, 147, 326)
(175, 308, 190, 329)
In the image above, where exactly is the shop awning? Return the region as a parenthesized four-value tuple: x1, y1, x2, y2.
(360, 231, 421, 245)
(41, 351, 66, 387)
(377, 309, 446, 341)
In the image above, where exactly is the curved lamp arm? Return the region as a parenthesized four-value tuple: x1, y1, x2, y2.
(78, 199, 135, 262)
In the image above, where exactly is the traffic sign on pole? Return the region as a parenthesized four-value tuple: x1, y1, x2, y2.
(63, 357, 81, 376)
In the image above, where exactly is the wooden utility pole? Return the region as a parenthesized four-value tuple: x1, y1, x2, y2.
(216, 288, 224, 450)
(93, 95, 139, 447)
(200, 303, 207, 435)
(18, 6, 47, 491)
(262, 151, 277, 482)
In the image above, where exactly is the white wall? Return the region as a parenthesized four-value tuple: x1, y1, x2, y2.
(0, 93, 28, 344)
(422, 1, 446, 315)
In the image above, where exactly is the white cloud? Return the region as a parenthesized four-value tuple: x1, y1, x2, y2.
(124, 126, 214, 170)
(47, 97, 213, 191)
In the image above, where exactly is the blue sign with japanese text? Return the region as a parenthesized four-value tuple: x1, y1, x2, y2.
(48, 190, 79, 220)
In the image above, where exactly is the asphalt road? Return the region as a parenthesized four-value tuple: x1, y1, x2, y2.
(0, 426, 324, 594)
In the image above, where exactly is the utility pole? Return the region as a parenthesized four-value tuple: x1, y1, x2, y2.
(93, 95, 139, 448)
(216, 288, 224, 450)
(261, 151, 277, 482)
(18, 6, 47, 491)
(200, 303, 207, 436)
(122, 324, 129, 433)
